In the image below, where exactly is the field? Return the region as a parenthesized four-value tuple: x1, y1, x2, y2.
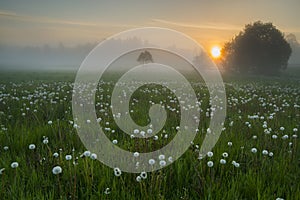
(0, 69, 299, 200)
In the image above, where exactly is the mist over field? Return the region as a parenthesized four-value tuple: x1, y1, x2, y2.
(0, 34, 300, 71)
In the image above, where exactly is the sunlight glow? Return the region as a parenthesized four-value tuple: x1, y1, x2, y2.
(211, 46, 221, 58)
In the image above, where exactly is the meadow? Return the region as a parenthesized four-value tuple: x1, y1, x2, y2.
(0, 69, 299, 200)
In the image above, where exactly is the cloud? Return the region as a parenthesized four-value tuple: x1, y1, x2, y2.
(0, 9, 133, 28)
(152, 18, 242, 31)
(0, 10, 17, 17)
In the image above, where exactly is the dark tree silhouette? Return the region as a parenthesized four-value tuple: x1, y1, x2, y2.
(137, 50, 153, 64)
(221, 21, 292, 75)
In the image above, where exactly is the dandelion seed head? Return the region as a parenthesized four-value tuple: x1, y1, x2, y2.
(207, 161, 214, 167)
(28, 144, 36, 150)
(52, 166, 62, 175)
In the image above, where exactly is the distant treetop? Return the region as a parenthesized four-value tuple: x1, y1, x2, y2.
(221, 21, 292, 75)
(137, 50, 154, 64)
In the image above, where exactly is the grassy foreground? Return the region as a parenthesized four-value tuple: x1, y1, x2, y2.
(0, 70, 299, 199)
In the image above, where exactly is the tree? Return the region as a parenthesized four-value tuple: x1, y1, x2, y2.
(137, 50, 153, 64)
(221, 21, 292, 75)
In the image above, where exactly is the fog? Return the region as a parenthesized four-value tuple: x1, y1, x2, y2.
(0, 34, 299, 71)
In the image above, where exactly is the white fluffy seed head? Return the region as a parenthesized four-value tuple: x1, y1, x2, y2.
(222, 152, 228, 158)
(207, 161, 214, 167)
(114, 168, 122, 177)
(251, 148, 257, 153)
(159, 160, 166, 167)
(29, 144, 36, 150)
(140, 171, 147, 179)
(133, 129, 139, 134)
(234, 162, 240, 168)
(133, 152, 139, 158)
(268, 152, 274, 157)
(207, 151, 213, 157)
(136, 175, 142, 182)
(65, 155, 72, 161)
(52, 166, 62, 175)
(112, 139, 118, 144)
(262, 150, 268, 155)
(148, 159, 155, 165)
(43, 139, 49, 144)
(11, 162, 19, 169)
(83, 151, 91, 157)
(158, 154, 165, 160)
(220, 159, 226, 164)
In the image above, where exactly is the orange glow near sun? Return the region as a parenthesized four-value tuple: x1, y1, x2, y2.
(211, 46, 221, 58)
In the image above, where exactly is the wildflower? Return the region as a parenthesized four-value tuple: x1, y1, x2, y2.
(28, 144, 36, 150)
(43, 138, 49, 144)
(207, 128, 212, 134)
(65, 155, 72, 161)
(136, 175, 142, 182)
(234, 162, 240, 168)
(112, 139, 118, 144)
(268, 152, 274, 157)
(0, 168, 5, 174)
(207, 151, 213, 157)
(114, 167, 122, 177)
(220, 159, 226, 165)
(52, 166, 62, 175)
(140, 131, 145, 137)
(104, 188, 111, 194)
(262, 150, 268, 155)
(159, 160, 166, 167)
(90, 153, 97, 160)
(11, 162, 19, 168)
(133, 129, 139, 134)
(147, 129, 153, 134)
(251, 148, 257, 153)
(292, 134, 298, 138)
(272, 135, 278, 139)
(149, 159, 155, 165)
(140, 171, 147, 179)
(158, 154, 165, 160)
(207, 161, 214, 167)
(222, 152, 229, 158)
(282, 135, 288, 140)
(83, 151, 91, 157)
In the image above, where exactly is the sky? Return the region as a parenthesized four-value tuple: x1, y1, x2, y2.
(0, 0, 299, 51)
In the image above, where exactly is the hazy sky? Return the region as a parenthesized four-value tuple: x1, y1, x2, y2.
(0, 0, 299, 50)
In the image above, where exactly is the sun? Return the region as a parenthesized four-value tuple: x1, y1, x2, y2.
(211, 46, 221, 58)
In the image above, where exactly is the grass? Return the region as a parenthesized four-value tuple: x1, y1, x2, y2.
(0, 69, 299, 199)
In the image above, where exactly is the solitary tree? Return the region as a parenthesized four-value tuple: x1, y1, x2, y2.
(221, 21, 292, 75)
(137, 50, 153, 64)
